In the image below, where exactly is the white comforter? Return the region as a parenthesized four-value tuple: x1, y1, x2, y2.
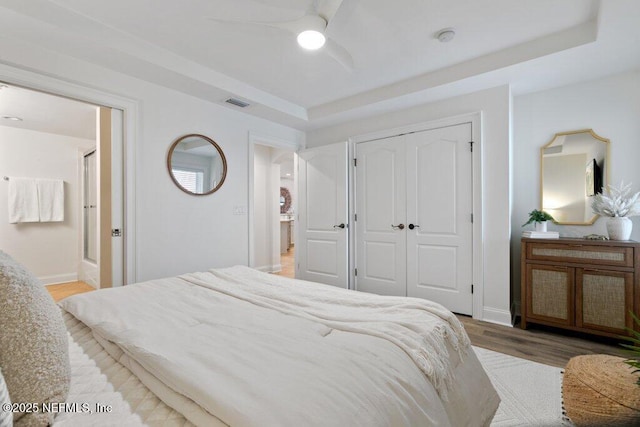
(60, 266, 499, 427)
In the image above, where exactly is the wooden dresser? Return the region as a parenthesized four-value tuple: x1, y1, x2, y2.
(521, 237, 640, 338)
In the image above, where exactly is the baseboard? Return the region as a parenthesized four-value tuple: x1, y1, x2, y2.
(40, 273, 78, 286)
(482, 306, 513, 327)
(79, 262, 98, 288)
(83, 279, 98, 288)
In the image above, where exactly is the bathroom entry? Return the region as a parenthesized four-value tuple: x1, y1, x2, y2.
(79, 106, 124, 288)
(0, 83, 124, 289)
(82, 106, 125, 288)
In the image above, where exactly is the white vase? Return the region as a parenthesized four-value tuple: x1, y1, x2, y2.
(535, 221, 548, 232)
(606, 217, 633, 240)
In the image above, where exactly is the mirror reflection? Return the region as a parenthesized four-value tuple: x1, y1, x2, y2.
(167, 134, 227, 195)
(541, 129, 609, 225)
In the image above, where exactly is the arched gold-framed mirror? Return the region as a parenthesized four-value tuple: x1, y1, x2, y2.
(541, 129, 610, 225)
(167, 134, 227, 196)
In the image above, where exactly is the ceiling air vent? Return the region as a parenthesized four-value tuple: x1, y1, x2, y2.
(225, 98, 250, 108)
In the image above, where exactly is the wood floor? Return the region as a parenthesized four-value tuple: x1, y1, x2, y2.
(46, 281, 95, 302)
(46, 278, 626, 368)
(274, 246, 295, 278)
(458, 315, 626, 367)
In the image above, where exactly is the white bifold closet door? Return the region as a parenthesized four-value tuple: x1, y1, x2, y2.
(355, 135, 407, 296)
(356, 123, 473, 315)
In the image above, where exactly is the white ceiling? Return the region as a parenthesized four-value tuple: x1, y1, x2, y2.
(279, 152, 294, 178)
(0, 84, 96, 140)
(0, 0, 638, 130)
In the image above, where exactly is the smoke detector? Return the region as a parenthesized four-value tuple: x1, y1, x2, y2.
(436, 28, 456, 43)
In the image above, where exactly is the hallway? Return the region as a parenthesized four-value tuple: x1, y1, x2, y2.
(274, 247, 294, 278)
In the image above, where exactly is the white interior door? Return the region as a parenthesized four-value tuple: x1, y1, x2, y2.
(355, 135, 407, 296)
(297, 142, 348, 287)
(405, 124, 473, 314)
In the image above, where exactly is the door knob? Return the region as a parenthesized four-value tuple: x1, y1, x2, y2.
(408, 224, 420, 230)
(391, 223, 405, 230)
(333, 223, 346, 229)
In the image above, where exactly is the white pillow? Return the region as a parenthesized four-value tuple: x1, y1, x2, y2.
(0, 368, 12, 427)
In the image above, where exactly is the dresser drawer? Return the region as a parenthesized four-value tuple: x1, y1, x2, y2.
(527, 243, 634, 268)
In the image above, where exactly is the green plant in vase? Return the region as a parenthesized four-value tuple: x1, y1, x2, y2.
(522, 209, 555, 232)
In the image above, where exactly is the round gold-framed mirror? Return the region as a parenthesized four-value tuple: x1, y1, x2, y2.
(280, 187, 292, 213)
(167, 134, 227, 196)
(541, 129, 610, 225)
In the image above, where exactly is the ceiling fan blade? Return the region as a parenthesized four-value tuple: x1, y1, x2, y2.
(207, 16, 304, 35)
(325, 37, 353, 71)
(323, 0, 358, 33)
(318, 0, 344, 23)
(244, 0, 310, 11)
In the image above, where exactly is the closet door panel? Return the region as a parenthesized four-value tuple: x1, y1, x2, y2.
(406, 123, 473, 314)
(355, 135, 406, 296)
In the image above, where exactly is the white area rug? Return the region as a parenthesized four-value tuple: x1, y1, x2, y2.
(474, 346, 572, 426)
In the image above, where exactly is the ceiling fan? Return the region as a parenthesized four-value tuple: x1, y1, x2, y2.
(208, 0, 355, 70)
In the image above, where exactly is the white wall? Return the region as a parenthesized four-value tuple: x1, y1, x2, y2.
(0, 43, 305, 282)
(135, 90, 303, 280)
(308, 85, 513, 325)
(512, 70, 640, 311)
(252, 144, 281, 272)
(0, 126, 94, 284)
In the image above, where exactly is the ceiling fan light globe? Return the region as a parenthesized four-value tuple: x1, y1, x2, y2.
(297, 30, 326, 50)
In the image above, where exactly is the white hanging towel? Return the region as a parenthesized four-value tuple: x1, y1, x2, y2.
(37, 179, 64, 222)
(8, 178, 40, 223)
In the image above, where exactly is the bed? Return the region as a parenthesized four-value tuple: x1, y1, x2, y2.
(53, 265, 499, 426)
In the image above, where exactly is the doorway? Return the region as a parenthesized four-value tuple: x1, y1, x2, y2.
(277, 152, 296, 277)
(249, 137, 298, 277)
(0, 83, 124, 289)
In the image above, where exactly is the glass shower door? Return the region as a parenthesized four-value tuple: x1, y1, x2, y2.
(84, 151, 97, 262)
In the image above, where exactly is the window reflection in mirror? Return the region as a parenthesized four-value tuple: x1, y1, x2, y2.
(167, 134, 227, 196)
(541, 129, 609, 225)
